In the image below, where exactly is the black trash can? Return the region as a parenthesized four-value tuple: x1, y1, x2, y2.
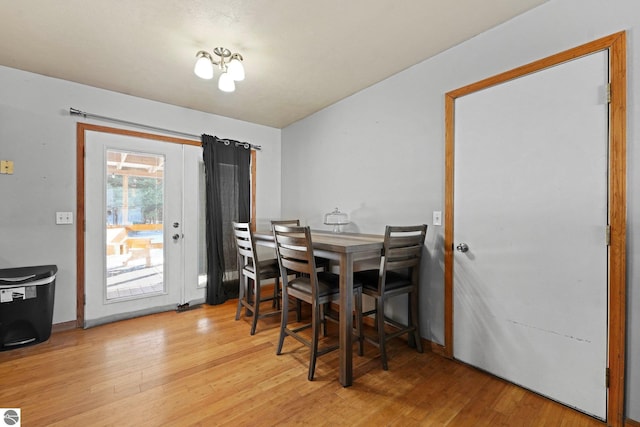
(0, 265, 57, 351)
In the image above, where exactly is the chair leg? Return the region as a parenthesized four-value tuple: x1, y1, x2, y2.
(273, 277, 281, 310)
(295, 300, 302, 322)
(235, 273, 246, 321)
(355, 288, 363, 357)
(276, 291, 289, 355)
(308, 301, 320, 381)
(250, 279, 260, 335)
(376, 296, 388, 370)
(410, 290, 423, 353)
(321, 304, 328, 337)
(246, 279, 254, 317)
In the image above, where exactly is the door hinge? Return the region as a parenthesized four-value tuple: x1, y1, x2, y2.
(606, 225, 611, 246)
(606, 83, 611, 103)
(606, 367, 610, 388)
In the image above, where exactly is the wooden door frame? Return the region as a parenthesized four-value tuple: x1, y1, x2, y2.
(444, 32, 626, 426)
(76, 123, 257, 327)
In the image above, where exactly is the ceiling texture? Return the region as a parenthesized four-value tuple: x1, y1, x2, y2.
(0, 0, 547, 128)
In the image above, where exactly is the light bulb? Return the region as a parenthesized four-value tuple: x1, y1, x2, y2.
(194, 52, 214, 80)
(227, 58, 245, 81)
(218, 72, 235, 92)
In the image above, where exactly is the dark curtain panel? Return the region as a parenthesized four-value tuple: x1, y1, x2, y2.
(202, 134, 251, 305)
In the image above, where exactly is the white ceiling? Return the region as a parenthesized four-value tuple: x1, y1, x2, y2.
(0, 0, 547, 128)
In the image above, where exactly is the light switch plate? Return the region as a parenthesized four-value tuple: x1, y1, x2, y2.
(56, 212, 73, 225)
(433, 211, 442, 226)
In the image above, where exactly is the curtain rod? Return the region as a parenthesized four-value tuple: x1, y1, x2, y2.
(68, 107, 261, 150)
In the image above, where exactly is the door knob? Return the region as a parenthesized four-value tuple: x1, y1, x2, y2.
(173, 222, 179, 228)
(172, 234, 180, 241)
(456, 243, 469, 253)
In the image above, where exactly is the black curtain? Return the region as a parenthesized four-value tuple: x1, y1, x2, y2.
(202, 134, 251, 305)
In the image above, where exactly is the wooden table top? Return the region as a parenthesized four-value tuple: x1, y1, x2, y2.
(253, 230, 384, 254)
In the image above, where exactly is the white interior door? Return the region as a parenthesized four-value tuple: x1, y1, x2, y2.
(453, 51, 609, 419)
(84, 130, 205, 327)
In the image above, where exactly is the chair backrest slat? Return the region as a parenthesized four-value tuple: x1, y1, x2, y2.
(388, 235, 424, 249)
(386, 257, 420, 271)
(237, 247, 253, 258)
(280, 258, 314, 275)
(235, 228, 251, 239)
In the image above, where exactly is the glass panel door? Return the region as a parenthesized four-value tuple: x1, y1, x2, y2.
(84, 130, 204, 327)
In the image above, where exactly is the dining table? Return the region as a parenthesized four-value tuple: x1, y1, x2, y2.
(253, 228, 384, 387)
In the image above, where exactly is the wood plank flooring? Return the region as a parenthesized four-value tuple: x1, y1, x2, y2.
(0, 300, 605, 426)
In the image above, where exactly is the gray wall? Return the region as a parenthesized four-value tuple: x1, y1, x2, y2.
(0, 66, 282, 326)
(281, 0, 640, 419)
(1, 0, 638, 420)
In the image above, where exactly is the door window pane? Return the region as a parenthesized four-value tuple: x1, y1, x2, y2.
(105, 150, 165, 300)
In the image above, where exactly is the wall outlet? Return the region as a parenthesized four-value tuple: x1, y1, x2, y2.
(0, 160, 14, 174)
(56, 212, 73, 225)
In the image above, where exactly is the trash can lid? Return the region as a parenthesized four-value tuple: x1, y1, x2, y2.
(0, 265, 57, 285)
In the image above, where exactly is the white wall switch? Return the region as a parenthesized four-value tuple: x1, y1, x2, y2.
(56, 212, 74, 225)
(433, 211, 442, 226)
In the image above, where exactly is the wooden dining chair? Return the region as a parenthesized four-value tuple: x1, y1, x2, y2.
(354, 224, 427, 370)
(232, 222, 281, 335)
(273, 224, 362, 380)
(270, 219, 331, 316)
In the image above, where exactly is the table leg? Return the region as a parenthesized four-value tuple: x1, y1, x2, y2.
(339, 252, 354, 387)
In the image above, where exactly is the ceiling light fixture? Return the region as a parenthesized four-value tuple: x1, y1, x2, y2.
(194, 47, 244, 93)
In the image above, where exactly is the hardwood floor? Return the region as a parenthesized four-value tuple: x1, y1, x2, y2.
(0, 300, 605, 426)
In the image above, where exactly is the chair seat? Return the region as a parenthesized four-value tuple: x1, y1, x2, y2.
(354, 269, 411, 293)
(243, 258, 280, 278)
(289, 271, 355, 297)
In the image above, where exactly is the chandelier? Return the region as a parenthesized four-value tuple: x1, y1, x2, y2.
(194, 47, 245, 92)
